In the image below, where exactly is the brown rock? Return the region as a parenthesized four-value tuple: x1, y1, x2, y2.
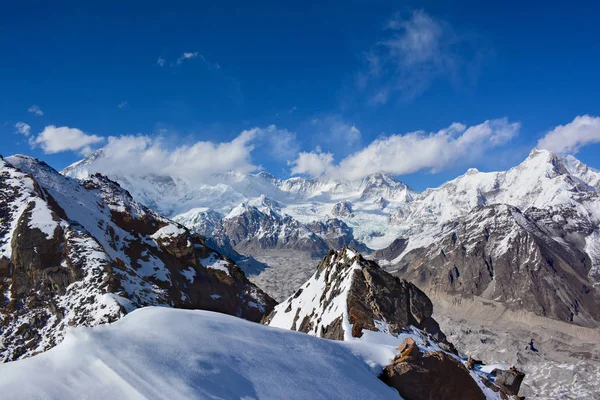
(381, 345, 486, 400)
(396, 338, 420, 362)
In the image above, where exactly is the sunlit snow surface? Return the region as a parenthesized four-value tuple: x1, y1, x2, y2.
(0, 308, 401, 400)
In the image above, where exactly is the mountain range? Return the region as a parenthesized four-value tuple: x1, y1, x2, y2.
(1, 148, 599, 398)
(64, 149, 600, 320)
(62, 147, 600, 398)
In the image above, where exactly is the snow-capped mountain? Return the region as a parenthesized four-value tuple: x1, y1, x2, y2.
(64, 149, 600, 302)
(0, 155, 275, 361)
(61, 148, 600, 399)
(63, 156, 417, 250)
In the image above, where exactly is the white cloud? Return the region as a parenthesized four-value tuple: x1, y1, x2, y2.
(31, 125, 105, 155)
(537, 115, 600, 154)
(290, 118, 520, 180)
(289, 147, 334, 177)
(84, 129, 259, 182)
(157, 57, 166, 67)
(117, 101, 128, 109)
(176, 52, 200, 65)
(358, 10, 481, 104)
(14, 122, 31, 136)
(28, 105, 44, 116)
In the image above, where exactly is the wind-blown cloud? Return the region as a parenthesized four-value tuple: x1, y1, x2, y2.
(14, 122, 31, 136)
(54, 123, 301, 182)
(537, 115, 600, 154)
(31, 125, 105, 155)
(81, 129, 259, 182)
(307, 115, 362, 156)
(290, 147, 334, 177)
(117, 101, 128, 109)
(28, 105, 44, 116)
(358, 10, 483, 104)
(290, 118, 520, 180)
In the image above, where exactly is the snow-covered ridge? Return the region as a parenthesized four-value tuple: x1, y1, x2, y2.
(0, 307, 400, 400)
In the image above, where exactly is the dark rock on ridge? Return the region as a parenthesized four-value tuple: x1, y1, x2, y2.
(380, 337, 486, 400)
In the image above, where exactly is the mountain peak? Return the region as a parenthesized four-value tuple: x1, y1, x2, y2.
(527, 147, 554, 158)
(265, 248, 450, 344)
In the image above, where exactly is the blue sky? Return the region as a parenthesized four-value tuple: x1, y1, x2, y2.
(1, 1, 599, 190)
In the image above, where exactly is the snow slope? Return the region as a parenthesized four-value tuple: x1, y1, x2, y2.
(0, 307, 400, 400)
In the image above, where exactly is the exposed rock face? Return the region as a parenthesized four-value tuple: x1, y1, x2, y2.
(393, 204, 600, 327)
(0, 156, 275, 361)
(265, 247, 450, 347)
(380, 338, 486, 400)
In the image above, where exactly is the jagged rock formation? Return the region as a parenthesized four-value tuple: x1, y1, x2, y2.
(264, 247, 449, 347)
(215, 203, 329, 256)
(0, 155, 275, 361)
(176, 203, 369, 259)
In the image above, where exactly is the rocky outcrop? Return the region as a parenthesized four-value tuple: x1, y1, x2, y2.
(0, 156, 275, 361)
(380, 338, 486, 400)
(372, 237, 407, 261)
(265, 247, 451, 348)
(178, 202, 371, 265)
